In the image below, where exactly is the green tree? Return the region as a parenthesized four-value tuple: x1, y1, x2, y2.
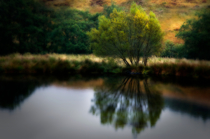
(87, 3, 163, 66)
(0, 0, 100, 55)
(49, 9, 101, 54)
(0, 0, 54, 55)
(176, 10, 210, 60)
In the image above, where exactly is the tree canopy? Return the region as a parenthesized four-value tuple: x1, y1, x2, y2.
(0, 0, 100, 55)
(87, 3, 163, 66)
(176, 10, 210, 60)
(48, 8, 101, 54)
(0, 0, 54, 55)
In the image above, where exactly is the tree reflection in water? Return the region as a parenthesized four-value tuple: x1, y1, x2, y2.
(90, 76, 164, 136)
(0, 78, 46, 110)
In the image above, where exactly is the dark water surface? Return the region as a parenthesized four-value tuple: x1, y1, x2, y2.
(0, 75, 210, 139)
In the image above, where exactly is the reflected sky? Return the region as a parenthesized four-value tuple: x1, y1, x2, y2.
(0, 76, 210, 139)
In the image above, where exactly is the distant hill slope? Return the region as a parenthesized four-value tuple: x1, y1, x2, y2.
(41, 0, 210, 43)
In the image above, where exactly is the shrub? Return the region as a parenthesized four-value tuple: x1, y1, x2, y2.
(161, 40, 185, 58)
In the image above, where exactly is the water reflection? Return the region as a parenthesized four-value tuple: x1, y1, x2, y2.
(150, 77, 210, 120)
(0, 75, 210, 139)
(0, 75, 102, 110)
(90, 76, 164, 136)
(0, 78, 44, 110)
(165, 98, 210, 121)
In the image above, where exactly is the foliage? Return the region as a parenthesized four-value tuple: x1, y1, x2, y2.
(0, 0, 54, 55)
(0, 0, 100, 55)
(103, 1, 124, 18)
(161, 40, 185, 58)
(49, 8, 101, 54)
(87, 3, 163, 66)
(176, 10, 210, 60)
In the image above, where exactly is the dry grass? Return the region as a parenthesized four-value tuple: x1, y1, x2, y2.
(0, 54, 210, 78)
(156, 8, 195, 43)
(147, 56, 209, 65)
(0, 53, 123, 74)
(1, 53, 210, 67)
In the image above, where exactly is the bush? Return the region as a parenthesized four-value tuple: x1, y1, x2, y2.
(161, 40, 185, 58)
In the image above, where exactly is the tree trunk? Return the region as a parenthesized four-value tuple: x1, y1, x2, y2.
(143, 57, 148, 66)
(122, 58, 130, 67)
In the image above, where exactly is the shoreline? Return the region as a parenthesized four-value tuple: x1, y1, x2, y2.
(0, 54, 210, 79)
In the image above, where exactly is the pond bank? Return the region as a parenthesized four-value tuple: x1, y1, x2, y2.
(0, 54, 210, 78)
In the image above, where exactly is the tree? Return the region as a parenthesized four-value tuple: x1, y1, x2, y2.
(0, 0, 54, 55)
(49, 8, 101, 54)
(87, 3, 163, 66)
(176, 10, 210, 60)
(0, 0, 100, 55)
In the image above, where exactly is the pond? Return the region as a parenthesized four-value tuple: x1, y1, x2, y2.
(0, 75, 210, 139)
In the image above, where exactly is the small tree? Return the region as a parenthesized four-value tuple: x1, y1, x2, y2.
(87, 3, 163, 66)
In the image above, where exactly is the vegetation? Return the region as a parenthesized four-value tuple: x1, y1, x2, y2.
(88, 3, 163, 66)
(0, 0, 53, 55)
(0, 0, 100, 55)
(103, 1, 124, 18)
(161, 40, 185, 58)
(0, 0, 210, 77)
(176, 10, 210, 60)
(0, 54, 210, 78)
(48, 8, 101, 54)
(0, 54, 122, 74)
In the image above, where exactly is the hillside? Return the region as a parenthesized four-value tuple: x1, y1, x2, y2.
(41, 0, 210, 44)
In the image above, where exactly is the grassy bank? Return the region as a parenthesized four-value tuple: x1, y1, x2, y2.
(0, 54, 210, 78)
(0, 53, 122, 74)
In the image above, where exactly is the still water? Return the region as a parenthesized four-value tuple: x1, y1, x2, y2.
(0, 75, 210, 139)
